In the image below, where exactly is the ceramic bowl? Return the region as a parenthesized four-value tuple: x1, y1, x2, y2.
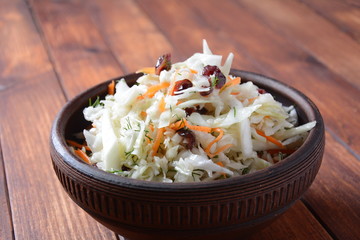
(50, 70, 325, 240)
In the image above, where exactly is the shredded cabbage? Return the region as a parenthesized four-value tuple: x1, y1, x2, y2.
(80, 40, 316, 182)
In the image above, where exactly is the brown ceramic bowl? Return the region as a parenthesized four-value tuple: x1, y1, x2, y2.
(50, 70, 325, 240)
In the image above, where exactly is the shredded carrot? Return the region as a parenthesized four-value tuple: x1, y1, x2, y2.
(248, 97, 258, 102)
(137, 82, 170, 100)
(216, 162, 227, 178)
(140, 111, 147, 118)
(168, 118, 212, 133)
(216, 162, 224, 167)
(168, 119, 231, 158)
(211, 144, 233, 157)
(136, 67, 155, 74)
(256, 129, 284, 148)
(108, 80, 115, 95)
(190, 69, 198, 74)
(230, 91, 240, 95)
(152, 128, 165, 156)
(185, 123, 212, 133)
(74, 149, 91, 164)
(176, 100, 184, 106)
(158, 97, 166, 112)
(149, 123, 154, 132)
(169, 119, 187, 130)
(66, 140, 91, 151)
(204, 128, 224, 156)
(219, 77, 241, 93)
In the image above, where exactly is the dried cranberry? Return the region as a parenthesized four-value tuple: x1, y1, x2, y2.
(155, 53, 171, 75)
(202, 65, 219, 76)
(258, 88, 266, 94)
(185, 107, 195, 116)
(214, 71, 226, 89)
(196, 106, 208, 114)
(201, 65, 226, 93)
(172, 79, 193, 95)
(177, 128, 196, 149)
(200, 87, 213, 96)
(184, 106, 207, 116)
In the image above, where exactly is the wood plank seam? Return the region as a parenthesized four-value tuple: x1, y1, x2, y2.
(233, 0, 360, 93)
(301, 198, 338, 240)
(87, 15, 130, 75)
(325, 127, 360, 161)
(0, 138, 15, 240)
(299, 0, 359, 43)
(24, 0, 70, 100)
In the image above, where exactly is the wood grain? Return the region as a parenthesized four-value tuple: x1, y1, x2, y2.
(249, 201, 332, 240)
(135, 0, 263, 73)
(237, 0, 360, 90)
(87, 0, 173, 73)
(300, 0, 360, 43)
(303, 130, 360, 240)
(0, 142, 14, 240)
(0, 0, 116, 239)
(28, 0, 124, 99)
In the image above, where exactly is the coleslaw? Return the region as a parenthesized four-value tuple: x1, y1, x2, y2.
(74, 40, 316, 182)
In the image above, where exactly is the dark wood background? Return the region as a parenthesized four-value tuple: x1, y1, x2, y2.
(0, 0, 359, 239)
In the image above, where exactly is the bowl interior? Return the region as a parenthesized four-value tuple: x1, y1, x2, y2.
(52, 69, 323, 191)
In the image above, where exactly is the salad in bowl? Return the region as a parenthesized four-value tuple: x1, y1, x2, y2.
(69, 40, 316, 183)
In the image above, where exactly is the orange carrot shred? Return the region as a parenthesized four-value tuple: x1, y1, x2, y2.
(256, 129, 284, 148)
(108, 80, 115, 95)
(204, 128, 224, 156)
(185, 123, 212, 133)
(190, 69, 198, 74)
(140, 111, 147, 118)
(168, 118, 212, 133)
(158, 97, 166, 112)
(230, 91, 240, 95)
(219, 77, 241, 93)
(74, 149, 91, 164)
(216, 161, 227, 178)
(169, 119, 186, 131)
(66, 140, 91, 152)
(248, 97, 258, 102)
(176, 100, 184, 106)
(152, 128, 165, 156)
(136, 67, 155, 74)
(211, 144, 233, 157)
(137, 82, 170, 100)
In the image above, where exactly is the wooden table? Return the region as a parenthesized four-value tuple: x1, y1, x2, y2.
(1, 0, 359, 239)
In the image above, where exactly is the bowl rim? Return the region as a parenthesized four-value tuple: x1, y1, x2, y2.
(50, 69, 324, 191)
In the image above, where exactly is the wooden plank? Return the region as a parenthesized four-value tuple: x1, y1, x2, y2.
(28, 0, 124, 99)
(86, 0, 261, 73)
(237, 0, 360, 90)
(249, 201, 332, 240)
(0, 142, 14, 240)
(303, 130, 360, 240)
(86, 0, 173, 72)
(135, 1, 334, 239)
(300, 0, 360, 43)
(133, 0, 263, 73)
(0, 0, 116, 239)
